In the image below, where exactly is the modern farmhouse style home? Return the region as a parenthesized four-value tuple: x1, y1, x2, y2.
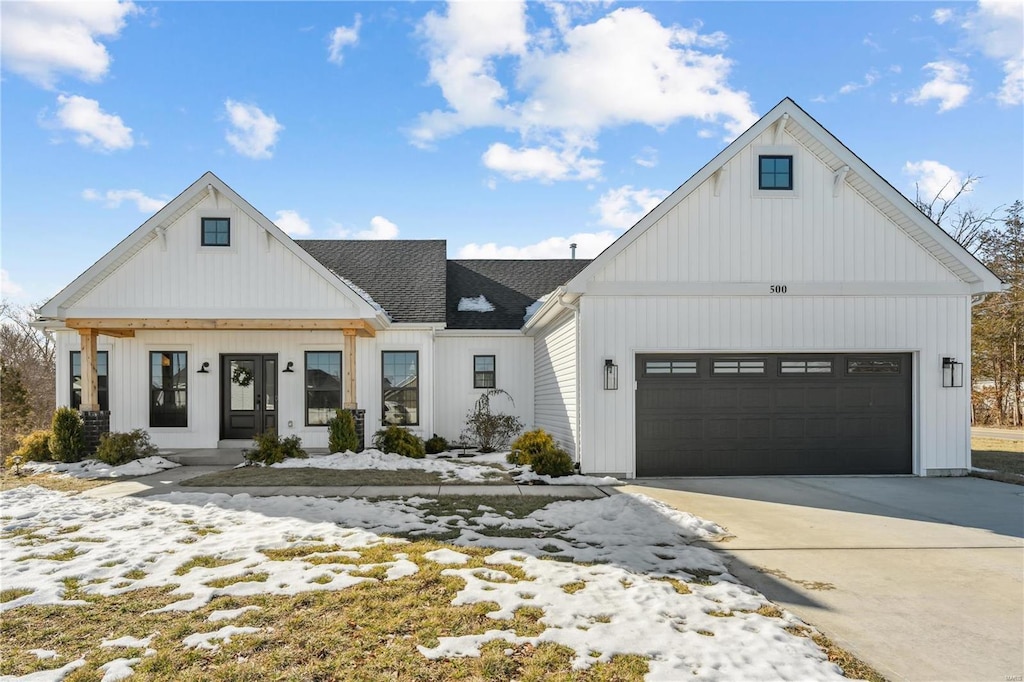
(37, 99, 1003, 477)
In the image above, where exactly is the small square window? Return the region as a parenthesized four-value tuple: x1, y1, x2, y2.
(201, 217, 230, 246)
(759, 155, 793, 190)
(473, 355, 496, 389)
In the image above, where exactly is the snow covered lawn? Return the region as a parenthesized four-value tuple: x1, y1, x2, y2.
(1, 485, 865, 680)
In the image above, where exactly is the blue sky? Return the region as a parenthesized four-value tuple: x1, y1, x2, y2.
(2, 1, 1021, 306)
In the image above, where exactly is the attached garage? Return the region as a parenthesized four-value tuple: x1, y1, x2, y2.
(635, 353, 912, 476)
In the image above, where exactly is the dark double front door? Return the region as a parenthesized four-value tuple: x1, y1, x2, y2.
(221, 354, 277, 439)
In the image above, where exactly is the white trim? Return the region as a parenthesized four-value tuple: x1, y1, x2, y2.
(583, 282, 974, 296)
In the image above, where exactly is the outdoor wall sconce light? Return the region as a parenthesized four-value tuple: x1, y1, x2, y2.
(282, 361, 295, 373)
(197, 362, 210, 374)
(604, 358, 619, 390)
(942, 357, 963, 388)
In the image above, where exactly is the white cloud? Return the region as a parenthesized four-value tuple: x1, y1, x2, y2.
(907, 60, 971, 112)
(932, 8, 954, 24)
(411, 3, 757, 181)
(904, 160, 966, 202)
(54, 94, 134, 151)
(335, 216, 400, 240)
(961, 0, 1024, 106)
(838, 70, 880, 95)
(328, 15, 361, 65)
(596, 186, 668, 229)
(457, 230, 618, 259)
(224, 99, 283, 159)
(274, 210, 312, 237)
(82, 188, 165, 212)
(633, 147, 658, 168)
(482, 142, 601, 182)
(0, 0, 137, 88)
(1, 269, 25, 300)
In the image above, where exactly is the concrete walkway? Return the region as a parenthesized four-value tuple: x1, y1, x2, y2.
(623, 476, 1024, 682)
(80, 465, 607, 501)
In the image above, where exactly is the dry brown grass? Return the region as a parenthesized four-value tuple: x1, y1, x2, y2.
(787, 625, 887, 682)
(0, 470, 109, 494)
(970, 435, 1024, 484)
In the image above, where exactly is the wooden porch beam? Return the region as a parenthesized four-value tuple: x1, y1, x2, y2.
(97, 329, 135, 338)
(79, 329, 100, 412)
(66, 318, 376, 337)
(343, 329, 357, 409)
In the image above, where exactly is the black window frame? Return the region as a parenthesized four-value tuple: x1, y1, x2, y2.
(778, 358, 834, 376)
(473, 354, 496, 389)
(150, 351, 188, 428)
(712, 358, 768, 376)
(642, 359, 700, 378)
(70, 350, 109, 411)
(758, 155, 793, 191)
(201, 217, 230, 247)
(305, 351, 343, 426)
(382, 351, 419, 426)
(846, 357, 903, 376)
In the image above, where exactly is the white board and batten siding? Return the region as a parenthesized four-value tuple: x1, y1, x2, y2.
(533, 312, 579, 457)
(574, 124, 975, 477)
(433, 335, 535, 443)
(57, 327, 437, 450)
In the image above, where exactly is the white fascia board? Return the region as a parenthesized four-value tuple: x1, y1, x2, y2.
(522, 288, 579, 336)
(435, 329, 528, 338)
(37, 172, 390, 325)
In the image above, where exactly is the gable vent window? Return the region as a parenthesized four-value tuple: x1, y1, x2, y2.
(758, 155, 793, 190)
(201, 218, 230, 246)
(713, 359, 766, 375)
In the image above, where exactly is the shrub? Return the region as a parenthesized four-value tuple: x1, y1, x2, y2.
(508, 429, 557, 465)
(244, 430, 307, 466)
(424, 434, 449, 455)
(529, 446, 574, 478)
(95, 429, 159, 466)
(327, 409, 360, 453)
(372, 425, 425, 459)
(13, 430, 52, 462)
(461, 389, 523, 453)
(49, 408, 84, 463)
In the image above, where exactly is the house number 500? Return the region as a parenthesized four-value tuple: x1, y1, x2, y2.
(770, 284, 788, 294)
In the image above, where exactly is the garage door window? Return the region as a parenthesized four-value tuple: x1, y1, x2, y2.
(712, 359, 766, 375)
(780, 359, 833, 375)
(846, 357, 901, 374)
(644, 359, 698, 376)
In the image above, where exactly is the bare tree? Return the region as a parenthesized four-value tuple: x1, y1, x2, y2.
(913, 174, 1000, 254)
(1, 300, 56, 455)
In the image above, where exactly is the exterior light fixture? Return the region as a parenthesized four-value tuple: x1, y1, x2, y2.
(197, 362, 210, 374)
(942, 357, 963, 388)
(283, 361, 295, 373)
(604, 358, 618, 390)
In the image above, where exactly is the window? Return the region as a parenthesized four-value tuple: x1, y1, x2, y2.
(780, 359, 833, 375)
(644, 359, 698, 376)
(382, 351, 419, 426)
(759, 155, 793, 190)
(473, 355, 496, 389)
(201, 217, 230, 246)
(846, 357, 901, 375)
(305, 351, 342, 425)
(713, 359, 766, 375)
(70, 351, 109, 411)
(150, 352, 187, 427)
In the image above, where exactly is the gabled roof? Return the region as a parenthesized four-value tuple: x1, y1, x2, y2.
(37, 172, 388, 324)
(447, 260, 591, 329)
(564, 97, 1004, 295)
(298, 240, 447, 324)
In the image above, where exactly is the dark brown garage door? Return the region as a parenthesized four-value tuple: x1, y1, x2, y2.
(635, 353, 912, 476)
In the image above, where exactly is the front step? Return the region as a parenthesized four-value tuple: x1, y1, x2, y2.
(163, 448, 246, 466)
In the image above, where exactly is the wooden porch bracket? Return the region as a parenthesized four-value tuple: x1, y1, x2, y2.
(343, 329, 357, 409)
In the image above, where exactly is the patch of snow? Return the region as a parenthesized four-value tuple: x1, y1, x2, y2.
(515, 470, 623, 486)
(98, 657, 141, 682)
(100, 634, 156, 648)
(457, 295, 495, 312)
(524, 295, 548, 322)
(182, 625, 261, 651)
(27, 649, 58, 660)
(0, 658, 85, 681)
(274, 449, 506, 483)
(424, 548, 471, 565)
(24, 456, 180, 479)
(208, 605, 262, 622)
(335, 274, 391, 321)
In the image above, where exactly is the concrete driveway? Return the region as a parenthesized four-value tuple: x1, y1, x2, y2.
(620, 477, 1024, 682)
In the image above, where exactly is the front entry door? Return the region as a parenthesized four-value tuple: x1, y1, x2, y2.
(221, 354, 277, 439)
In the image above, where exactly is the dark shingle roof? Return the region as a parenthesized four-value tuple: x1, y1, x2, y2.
(447, 260, 591, 329)
(296, 240, 447, 323)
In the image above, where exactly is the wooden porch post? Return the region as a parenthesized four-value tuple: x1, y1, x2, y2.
(79, 329, 100, 412)
(343, 329, 357, 409)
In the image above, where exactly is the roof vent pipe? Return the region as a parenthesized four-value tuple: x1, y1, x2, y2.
(570, 243, 577, 260)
